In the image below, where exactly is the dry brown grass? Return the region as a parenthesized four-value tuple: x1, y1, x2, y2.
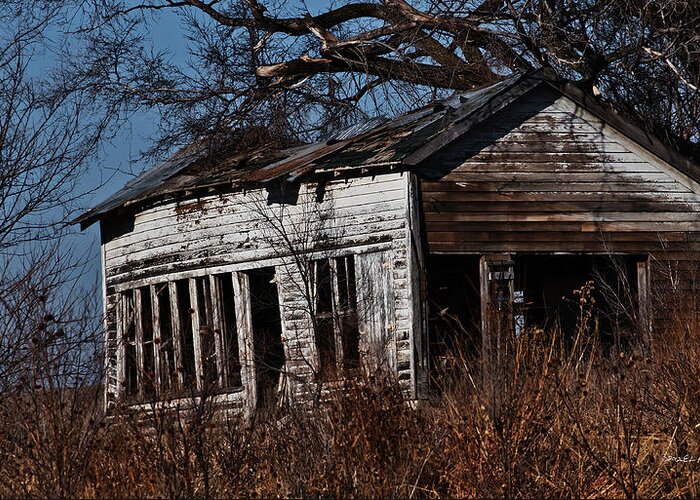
(2, 292, 700, 498)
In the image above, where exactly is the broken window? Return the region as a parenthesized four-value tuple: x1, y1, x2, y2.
(513, 254, 647, 349)
(427, 253, 650, 386)
(194, 276, 218, 388)
(116, 272, 244, 400)
(155, 283, 177, 392)
(176, 279, 196, 387)
(214, 273, 242, 388)
(121, 290, 138, 397)
(138, 286, 156, 398)
(312, 256, 360, 379)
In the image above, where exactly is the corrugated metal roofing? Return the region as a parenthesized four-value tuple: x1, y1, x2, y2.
(76, 71, 536, 228)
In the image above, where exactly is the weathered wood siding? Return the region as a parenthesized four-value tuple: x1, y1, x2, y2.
(102, 172, 420, 407)
(419, 84, 700, 329)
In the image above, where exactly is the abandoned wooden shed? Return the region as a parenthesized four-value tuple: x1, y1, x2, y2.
(78, 70, 700, 414)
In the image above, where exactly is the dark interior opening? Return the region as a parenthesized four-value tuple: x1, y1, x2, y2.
(514, 254, 642, 348)
(248, 267, 285, 414)
(426, 253, 646, 384)
(123, 290, 138, 397)
(139, 286, 156, 398)
(426, 255, 481, 382)
(195, 277, 218, 388)
(176, 279, 196, 387)
(337, 256, 360, 371)
(215, 273, 242, 388)
(314, 259, 337, 380)
(155, 283, 177, 393)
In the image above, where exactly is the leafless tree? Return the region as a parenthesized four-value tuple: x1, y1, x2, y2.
(0, 4, 109, 494)
(74, 0, 700, 158)
(0, 1, 106, 395)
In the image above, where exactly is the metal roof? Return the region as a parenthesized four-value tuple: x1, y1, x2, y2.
(79, 69, 699, 229)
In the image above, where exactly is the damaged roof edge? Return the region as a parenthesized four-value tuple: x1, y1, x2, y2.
(74, 144, 208, 229)
(402, 70, 543, 165)
(74, 71, 533, 230)
(77, 68, 700, 230)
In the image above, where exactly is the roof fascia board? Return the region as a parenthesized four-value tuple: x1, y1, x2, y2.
(402, 72, 545, 166)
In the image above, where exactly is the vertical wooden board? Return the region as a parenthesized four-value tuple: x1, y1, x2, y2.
(637, 258, 652, 341)
(274, 265, 291, 401)
(150, 285, 162, 394)
(188, 278, 203, 391)
(101, 243, 115, 408)
(115, 293, 126, 399)
(209, 275, 226, 387)
(406, 172, 428, 398)
(103, 293, 119, 406)
(328, 258, 345, 372)
(286, 264, 318, 370)
(133, 288, 143, 398)
(355, 250, 396, 374)
(232, 271, 256, 418)
(479, 255, 515, 407)
(168, 281, 184, 388)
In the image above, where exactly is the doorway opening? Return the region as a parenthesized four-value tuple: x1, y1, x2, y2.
(247, 267, 285, 415)
(426, 255, 481, 384)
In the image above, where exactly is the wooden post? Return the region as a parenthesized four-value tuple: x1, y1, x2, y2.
(116, 293, 126, 398)
(134, 288, 144, 399)
(479, 254, 514, 419)
(169, 282, 184, 389)
(189, 278, 204, 391)
(209, 275, 227, 388)
(150, 285, 162, 395)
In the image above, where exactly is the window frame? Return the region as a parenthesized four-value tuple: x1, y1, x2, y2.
(311, 255, 360, 380)
(116, 272, 245, 401)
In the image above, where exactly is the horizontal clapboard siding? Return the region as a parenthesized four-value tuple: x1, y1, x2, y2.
(104, 174, 408, 286)
(419, 84, 700, 332)
(420, 85, 700, 255)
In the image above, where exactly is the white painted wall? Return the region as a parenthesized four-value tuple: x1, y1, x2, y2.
(101, 172, 420, 409)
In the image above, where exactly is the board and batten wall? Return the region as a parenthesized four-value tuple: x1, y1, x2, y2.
(419, 84, 700, 329)
(100, 171, 424, 409)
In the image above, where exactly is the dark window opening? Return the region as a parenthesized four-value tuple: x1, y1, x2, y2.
(426, 253, 647, 387)
(139, 287, 156, 398)
(155, 283, 177, 393)
(195, 277, 218, 387)
(176, 279, 196, 387)
(120, 272, 248, 400)
(312, 256, 360, 379)
(126, 344, 137, 397)
(215, 273, 242, 388)
(248, 267, 285, 413)
(514, 254, 643, 350)
(122, 290, 138, 396)
(314, 260, 337, 379)
(337, 256, 359, 371)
